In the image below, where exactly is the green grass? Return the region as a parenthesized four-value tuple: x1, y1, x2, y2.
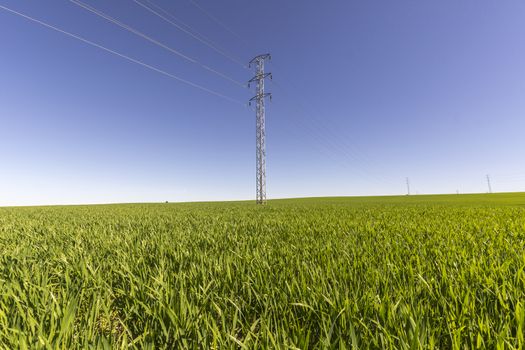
(0, 193, 524, 349)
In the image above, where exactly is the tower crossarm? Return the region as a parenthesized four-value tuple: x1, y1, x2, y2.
(248, 73, 272, 86)
(249, 92, 272, 104)
(249, 53, 271, 66)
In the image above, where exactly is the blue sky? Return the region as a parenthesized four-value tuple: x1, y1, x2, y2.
(1, 0, 525, 205)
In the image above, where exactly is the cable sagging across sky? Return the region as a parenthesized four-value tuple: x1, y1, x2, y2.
(143, 0, 248, 70)
(68, 0, 246, 88)
(187, 0, 253, 52)
(0, 4, 245, 106)
(132, 0, 247, 69)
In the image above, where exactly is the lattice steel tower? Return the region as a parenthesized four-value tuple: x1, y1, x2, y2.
(249, 54, 272, 204)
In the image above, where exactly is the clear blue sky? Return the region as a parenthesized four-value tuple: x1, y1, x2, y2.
(1, 0, 525, 205)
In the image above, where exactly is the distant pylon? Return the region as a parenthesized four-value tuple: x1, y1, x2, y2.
(486, 174, 492, 193)
(249, 54, 272, 205)
(406, 177, 411, 195)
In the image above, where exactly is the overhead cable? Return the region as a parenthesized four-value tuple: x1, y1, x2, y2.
(0, 4, 245, 105)
(68, 0, 246, 88)
(144, 0, 247, 69)
(187, 0, 252, 51)
(132, 0, 247, 68)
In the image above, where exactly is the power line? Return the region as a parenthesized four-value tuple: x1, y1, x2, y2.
(0, 4, 244, 105)
(143, 0, 248, 69)
(68, 0, 246, 88)
(132, 0, 247, 68)
(270, 66, 382, 166)
(268, 78, 397, 187)
(266, 83, 397, 188)
(187, 0, 252, 50)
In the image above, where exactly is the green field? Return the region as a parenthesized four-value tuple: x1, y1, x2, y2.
(1, 193, 524, 349)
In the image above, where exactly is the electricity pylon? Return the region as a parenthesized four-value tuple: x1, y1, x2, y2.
(249, 54, 272, 205)
(486, 174, 492, 193)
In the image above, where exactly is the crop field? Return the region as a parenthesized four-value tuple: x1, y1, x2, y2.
(0, 193, 524, 349)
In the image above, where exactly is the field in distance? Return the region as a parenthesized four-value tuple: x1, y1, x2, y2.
(1, 193, 524, 348)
